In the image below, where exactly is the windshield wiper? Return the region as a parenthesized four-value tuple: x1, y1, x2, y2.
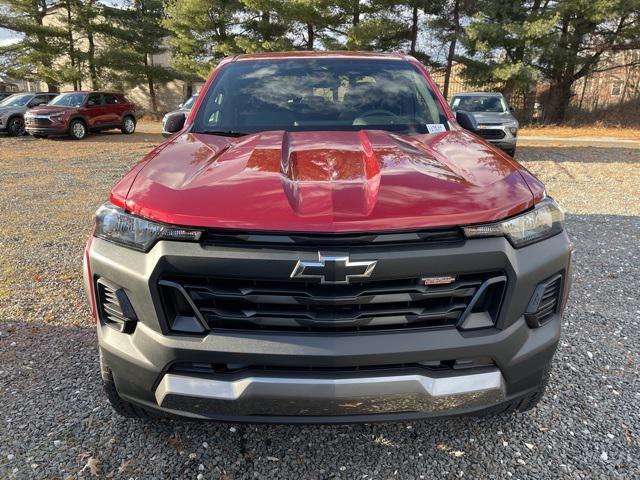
(198, 130, 247, 137)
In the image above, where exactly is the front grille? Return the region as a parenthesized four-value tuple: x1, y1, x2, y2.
(26, 118, 51, 126)
(159, 272, 506, 333)
(170, 358, 497, 376)
(202, 228, 464, 249)
(477, 129, 506, 140)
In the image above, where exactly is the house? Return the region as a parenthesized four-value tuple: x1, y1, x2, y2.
(571, 50, 640, 111)
(0, 74, 20, 93)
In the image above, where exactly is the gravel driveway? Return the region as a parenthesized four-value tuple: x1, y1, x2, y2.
(1, 128, 639, 479)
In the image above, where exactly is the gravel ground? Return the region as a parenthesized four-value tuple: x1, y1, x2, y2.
(1, 128, 639, 479)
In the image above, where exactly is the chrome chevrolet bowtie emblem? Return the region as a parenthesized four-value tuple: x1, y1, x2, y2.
(290, 254, 377, 284)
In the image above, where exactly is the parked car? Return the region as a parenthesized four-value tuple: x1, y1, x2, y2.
(450, 92, 519, 156)
(162, 94, 198, 135)
(0, 91, 16, 102)
(0, 92, 57, 136)
(24, 91, 137, 140)
(85, 52, 571, 423)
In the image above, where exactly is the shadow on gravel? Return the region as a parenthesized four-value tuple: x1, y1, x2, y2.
(516, 145, 640, 163)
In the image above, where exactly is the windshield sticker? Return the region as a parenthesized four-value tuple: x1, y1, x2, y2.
(426, 124, 447, 134)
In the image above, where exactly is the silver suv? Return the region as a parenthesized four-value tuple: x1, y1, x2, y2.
(0, 92, 58, 136)
(450, 92, 519, 156)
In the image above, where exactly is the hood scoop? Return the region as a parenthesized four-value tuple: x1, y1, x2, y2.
(279, 130, 381, 217)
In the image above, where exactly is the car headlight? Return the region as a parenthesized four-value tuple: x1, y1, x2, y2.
(50, 114, 64, 122)
(463, 198, 564, 248)
(94, 202, 202, 252)
(505, 121, 518, 135)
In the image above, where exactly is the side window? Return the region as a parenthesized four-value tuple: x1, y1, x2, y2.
(104, 94, 118, 105)
(87, 94, 103, 106)
(29, 94, 50, 107)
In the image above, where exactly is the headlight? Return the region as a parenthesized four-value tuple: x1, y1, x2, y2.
(50, 114, 64, 122)
(94, 202, 202, 252)
(463, 198, 564, 248)
(505, 121, 518, 135)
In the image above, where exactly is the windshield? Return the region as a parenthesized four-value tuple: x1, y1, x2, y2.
(451, 95, 508, 113)
(182, 95, 197, 110)
(50, 93, 86, 107)
(193, 59, 448, 135)
(0, 94, 32, 107)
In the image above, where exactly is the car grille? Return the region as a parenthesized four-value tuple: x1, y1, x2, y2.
(159, 272, 506, 333)
(477, 128, 506, 140)
(202, 228, 464, 249)
(26, 118, 51, 126)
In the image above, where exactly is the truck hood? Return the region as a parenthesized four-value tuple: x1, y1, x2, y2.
(119, 129, 535, 232)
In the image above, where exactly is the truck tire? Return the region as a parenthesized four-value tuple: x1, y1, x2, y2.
(100, 354, 150, 419)
(483, 363, 552, 416)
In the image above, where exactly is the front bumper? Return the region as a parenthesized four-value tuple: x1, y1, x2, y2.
(87, 231, 571, 422)
(24, 126, 68, 136)
(475, 124, 517, 151)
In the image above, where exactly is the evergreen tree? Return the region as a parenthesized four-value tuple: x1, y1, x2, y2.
(163, 0, 245, 80)
(462, 0, 640, 123)
(101, 0, 175, 114)
(0, 0, 67, 91)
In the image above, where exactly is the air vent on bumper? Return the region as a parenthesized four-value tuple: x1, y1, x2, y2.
(96, 278, 138, 334)
(524, 274, 563, 327)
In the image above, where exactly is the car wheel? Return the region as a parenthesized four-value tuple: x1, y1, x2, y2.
(7, 117, 25, 137)
(121, 116, 136, 134)
(69, 119, 87, 140)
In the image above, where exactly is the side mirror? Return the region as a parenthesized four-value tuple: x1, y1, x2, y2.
(162, 111, 186, 137)
(456, 110, 478, 131)
(178, 103, 183, 109)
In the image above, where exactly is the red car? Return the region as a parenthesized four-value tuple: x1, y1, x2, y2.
(85, 52, 572, 423)
(25, 91, 136, 140)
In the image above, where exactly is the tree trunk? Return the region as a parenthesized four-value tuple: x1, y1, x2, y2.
(86, 0, 99, 89)
(353, 0, 360, 26)
(443, 37, 456, 99)
(307, 23, 314, 50)
(409, 5, 418, 55)
(88, 32, 98, 89)
(144, 53, 158, 114)
(65, 0, 78, 90)
(543, 79, 573, 124)
(442, 0, 460, 100)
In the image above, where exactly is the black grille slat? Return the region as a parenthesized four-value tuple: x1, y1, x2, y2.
(477, 129, 506, 140)
(160, 272, 504, 333)
(97, 281, 127, 326)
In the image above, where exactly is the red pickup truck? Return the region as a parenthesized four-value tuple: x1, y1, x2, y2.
(25, 91, 136, 140)
(85, 52, 572, 423)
